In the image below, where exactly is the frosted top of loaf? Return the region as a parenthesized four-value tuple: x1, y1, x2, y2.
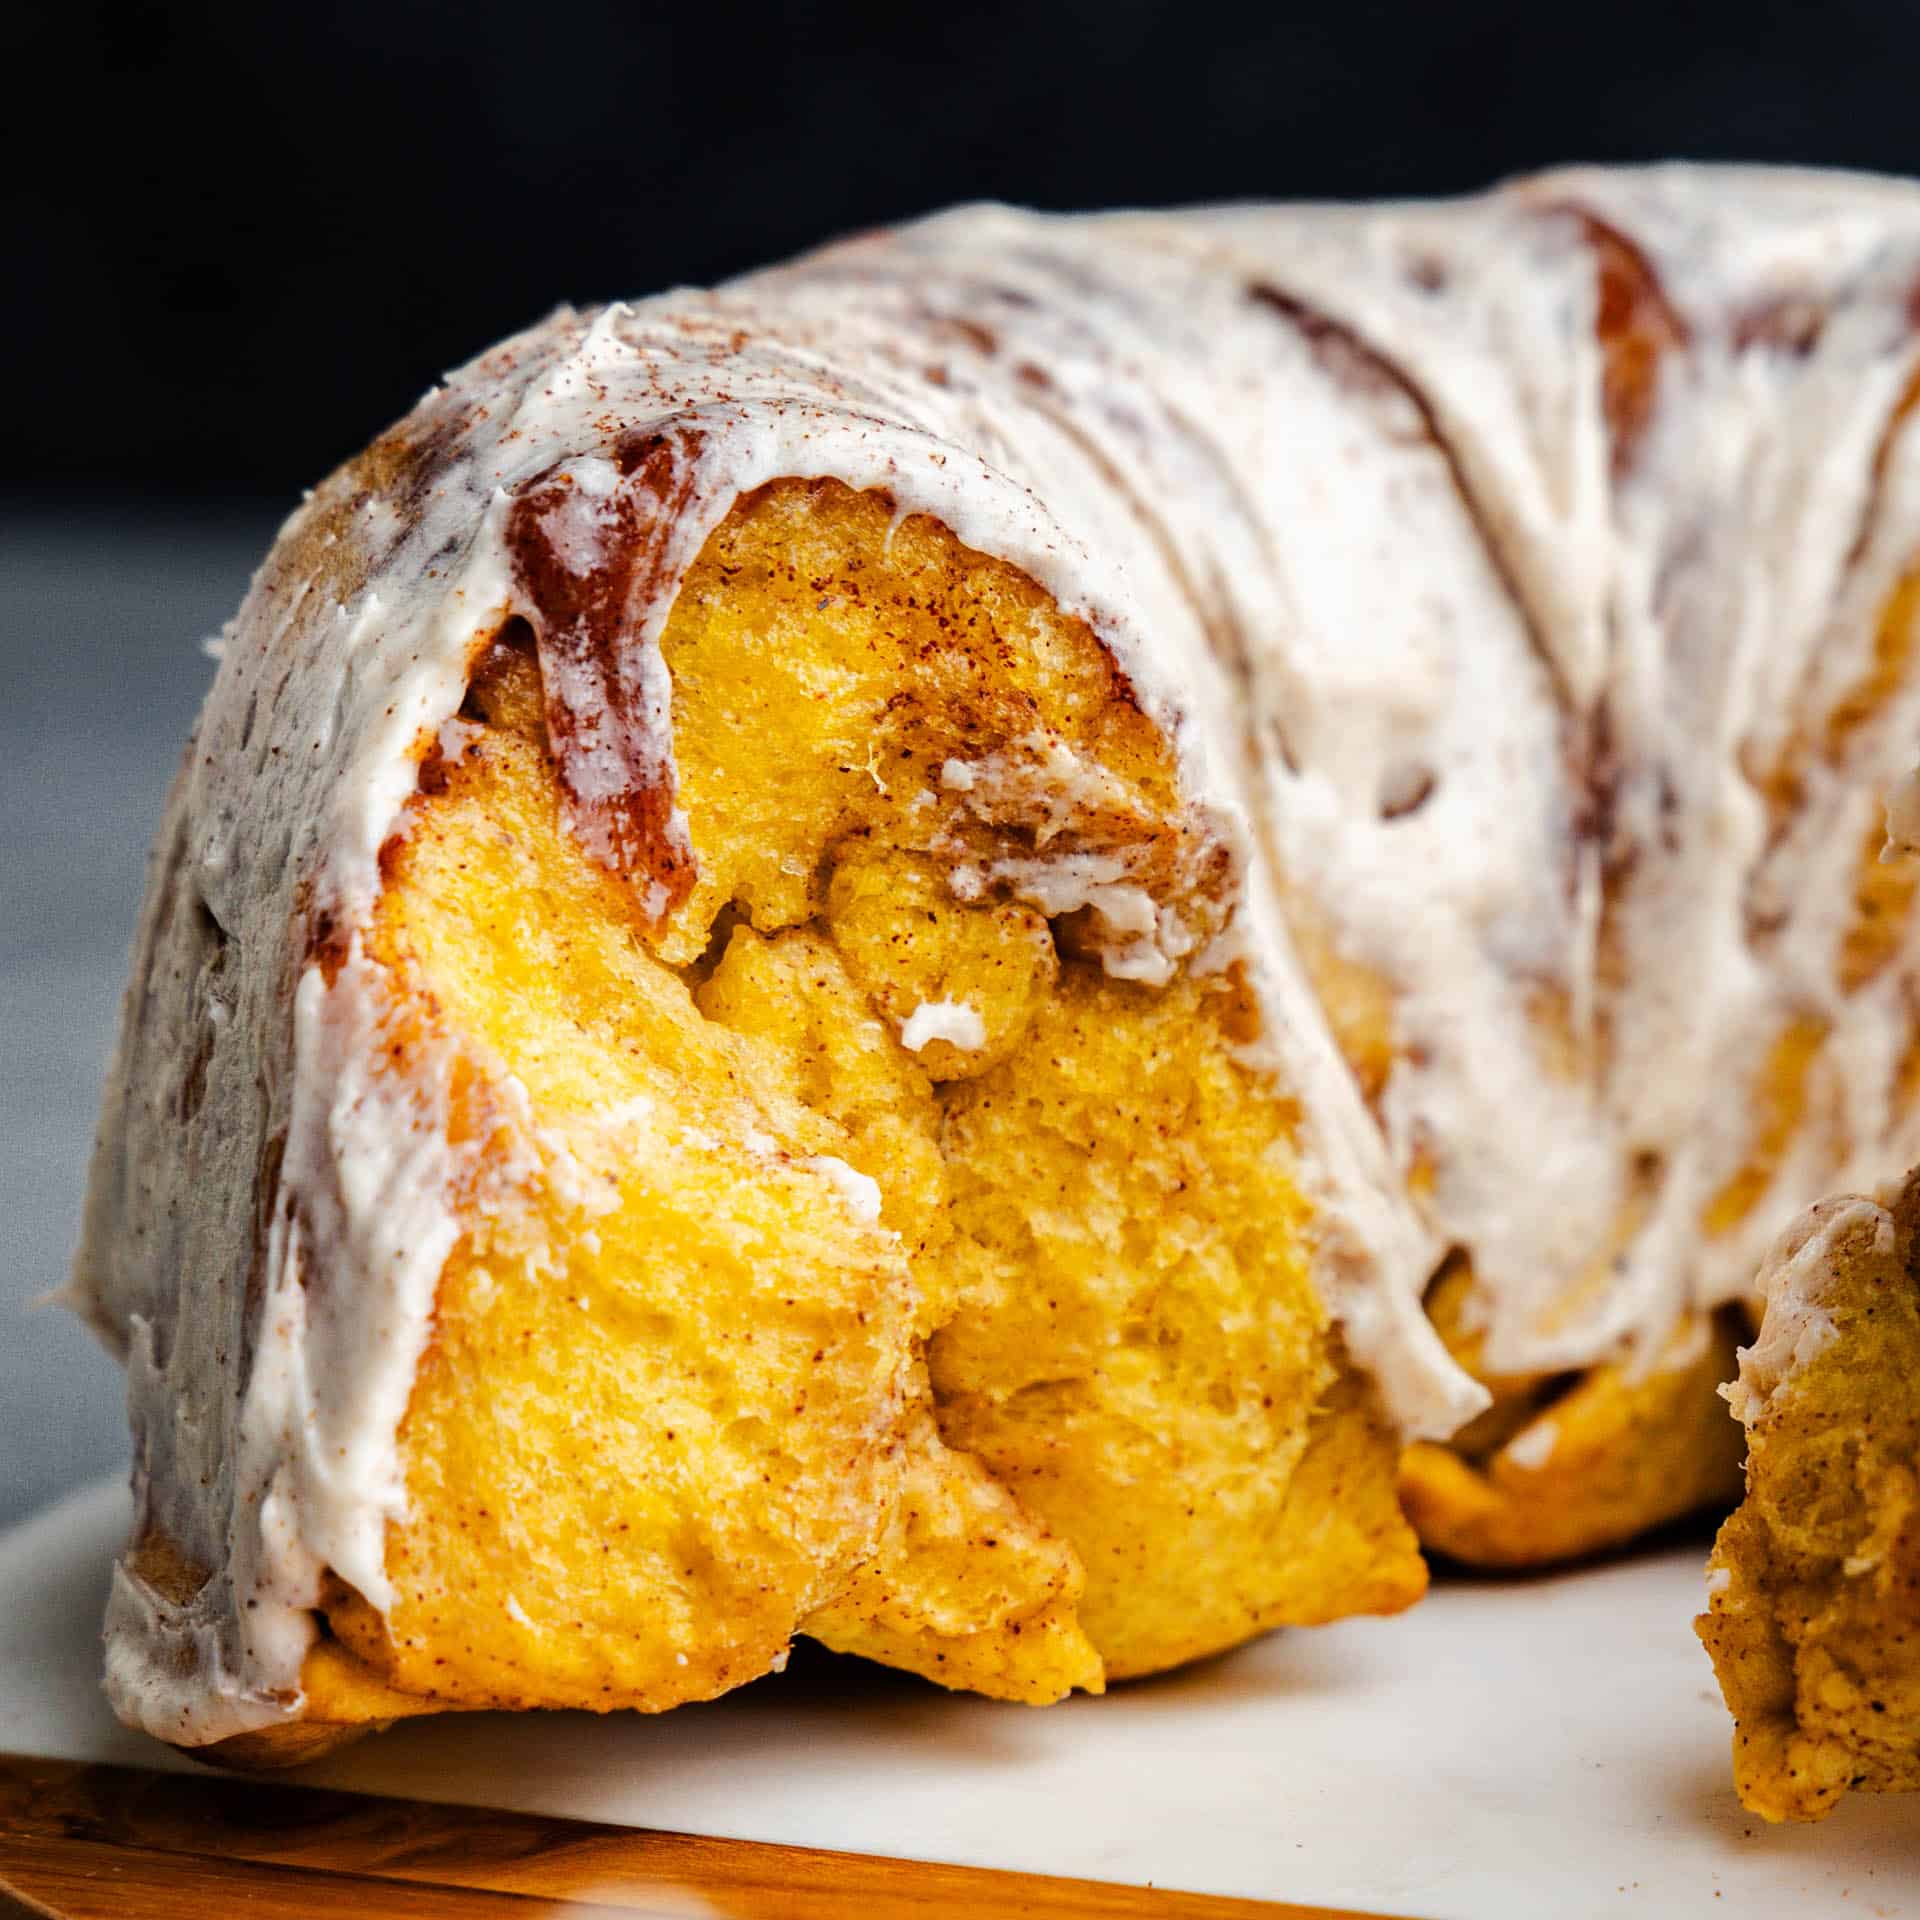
(71, 165, 1920, 1741)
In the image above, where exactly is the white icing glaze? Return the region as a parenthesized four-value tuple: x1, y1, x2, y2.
(952, 852, 1192, 987)
(262, 947, 460, 1620)
(70, 166, 1920, 1741)
(801, 1154, 885, 1225)
(898, 999, 987, 1053)
(1503, 1420, 1560, 1471)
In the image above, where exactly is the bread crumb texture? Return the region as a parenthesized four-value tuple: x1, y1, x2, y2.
(303, 480, 1422, 1735)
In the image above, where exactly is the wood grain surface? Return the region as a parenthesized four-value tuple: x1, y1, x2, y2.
(0, 1754, 1400, 1919)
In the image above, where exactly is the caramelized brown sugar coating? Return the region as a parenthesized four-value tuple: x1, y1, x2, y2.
(1699, 1176, 1920, 1823)
(288, 478, 1420, 1746)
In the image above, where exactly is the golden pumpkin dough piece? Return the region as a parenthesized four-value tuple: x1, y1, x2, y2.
(1399, 1312, 1746, 1569)
(336, 624, 1099, 1714)
(266, 477, 1417, 1753)
(692, 918, 952, 1270)
(826, 842, 1057, 1081)
(691, 918, 1102, 1698)
(651, 479, 1190, 966)
(802, 1404, 1105, 1703)
(338, 689, 923, 1714)
(698, 872, 1420, 1682)
(1699, 1174, 1920, 1823)
(929, 968, 1424, 1676)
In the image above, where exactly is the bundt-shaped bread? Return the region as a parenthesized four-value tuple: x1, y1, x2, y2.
(71, 165, 1920, 1766)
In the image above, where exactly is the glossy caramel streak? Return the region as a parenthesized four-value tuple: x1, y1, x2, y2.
(1552, 207, 1690, 480)
(504, 427, 708, 911)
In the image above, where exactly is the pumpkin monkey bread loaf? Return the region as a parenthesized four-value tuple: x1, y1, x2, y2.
(70, 167, 1920, 1775)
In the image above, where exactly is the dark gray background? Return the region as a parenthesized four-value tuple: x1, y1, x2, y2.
(8, 0, 1920, 1527)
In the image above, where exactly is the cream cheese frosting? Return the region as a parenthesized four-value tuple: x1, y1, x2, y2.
(70, 165, 1920, 1742)
(898, 999, 989, 1053)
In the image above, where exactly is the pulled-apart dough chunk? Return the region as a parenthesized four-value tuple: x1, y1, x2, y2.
(1698, 1171, 1920, 1822)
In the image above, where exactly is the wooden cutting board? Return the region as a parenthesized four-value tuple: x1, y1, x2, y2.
(0, 1755, 1391, 1919)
